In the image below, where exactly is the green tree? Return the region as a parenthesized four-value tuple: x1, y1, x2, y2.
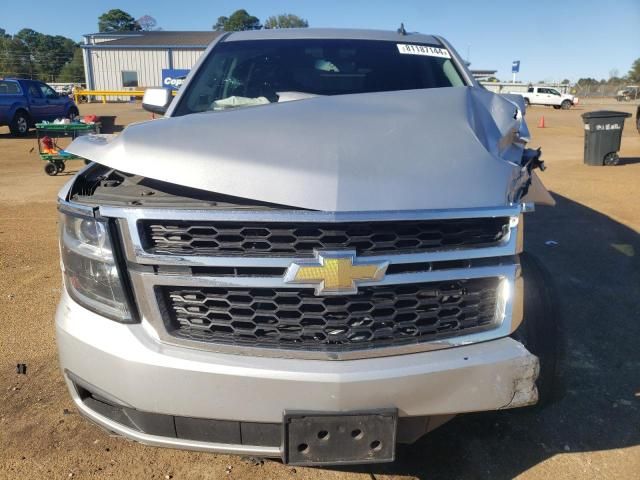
(36, 36, 75, 81)
(58, 48, 85, 82)
(0, 35, 32, 78)
(98, 9, 141, 32)
(561, 79, 570, 84)
(264, 14, 309, 29)
(2, 29, 76, 81)
(214, 9, 261, 31)
(14, 28, 40, 51)
(628, 58, 640, 83)
(577, 78, 598, 87)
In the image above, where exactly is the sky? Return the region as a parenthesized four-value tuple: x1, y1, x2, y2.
(2, 0, 639, 82)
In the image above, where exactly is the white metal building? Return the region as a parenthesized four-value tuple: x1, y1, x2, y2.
(81, 31, 222, 92)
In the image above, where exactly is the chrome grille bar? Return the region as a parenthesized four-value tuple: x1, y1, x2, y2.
(104, 205, 522, 268)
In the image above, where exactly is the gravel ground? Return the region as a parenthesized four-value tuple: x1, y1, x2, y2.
(1, 101, 639, 479)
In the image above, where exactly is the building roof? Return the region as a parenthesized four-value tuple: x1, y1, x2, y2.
(470, 69, 497, 75)
(84, 31, 223, 48)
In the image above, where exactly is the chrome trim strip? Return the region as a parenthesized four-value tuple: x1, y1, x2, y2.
(122, 230, 518, 268)
(128, 264, 518, 361)
(101, 204, 522, 222)
(58, 199, 96, 218)
(112, 206, 520, 267)
(133, 264, 514, 289)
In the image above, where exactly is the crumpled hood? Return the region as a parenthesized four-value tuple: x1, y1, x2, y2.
(68, 87, 528, 211)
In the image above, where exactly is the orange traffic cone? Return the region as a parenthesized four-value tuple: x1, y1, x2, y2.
(538, 116, 546, 128)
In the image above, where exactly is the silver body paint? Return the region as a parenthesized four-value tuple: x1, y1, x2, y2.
(57, 29, 543, 461)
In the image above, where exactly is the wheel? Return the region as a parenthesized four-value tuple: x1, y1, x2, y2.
(511, 252, 562, 407)
(9, 111, 30, 136)
(561, 100, 572, 110)
(524, 98, 530, 107)
(67, 107, 79, 121)
(603, 152, 620, 166)
(553, 105, 561, 110)
(55, 161, 66, 173)
(44, 163, 58, 176)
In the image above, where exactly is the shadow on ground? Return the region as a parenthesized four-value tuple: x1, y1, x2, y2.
(618, 156, 640, 166)
(0, 130, 37, 140)
(327, 193, 640, 479)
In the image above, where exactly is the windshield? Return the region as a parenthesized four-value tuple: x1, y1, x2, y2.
(173, 39, 466, 116)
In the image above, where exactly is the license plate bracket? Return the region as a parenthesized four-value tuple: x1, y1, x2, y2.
(283, 410, 397, 466)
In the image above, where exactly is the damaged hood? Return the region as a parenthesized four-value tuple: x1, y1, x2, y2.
(68, 87, 529, 211)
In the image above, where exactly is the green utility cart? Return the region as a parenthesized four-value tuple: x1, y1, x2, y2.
(35, 122, 101, 175)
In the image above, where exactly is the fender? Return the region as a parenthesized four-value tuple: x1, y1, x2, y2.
(62, 100, 77, 117)
(521, 171, 555, 206)
(4, 101, 31, 125)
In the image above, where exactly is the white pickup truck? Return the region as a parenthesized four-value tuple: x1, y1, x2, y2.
(513, 86, 577, 110)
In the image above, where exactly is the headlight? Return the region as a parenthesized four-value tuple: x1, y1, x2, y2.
(59, 211, 133, 322)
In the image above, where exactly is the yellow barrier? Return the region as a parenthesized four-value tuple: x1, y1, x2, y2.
(73, 90, 177, 104)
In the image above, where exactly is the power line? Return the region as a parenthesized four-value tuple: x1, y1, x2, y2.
(0, 53, 77, 60)
(0, 71, 85, 80)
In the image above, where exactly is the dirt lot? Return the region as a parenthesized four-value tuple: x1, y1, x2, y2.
(1, 101, 639, 479)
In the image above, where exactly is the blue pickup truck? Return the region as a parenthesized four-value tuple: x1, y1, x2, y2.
(0, 78, 79, 136)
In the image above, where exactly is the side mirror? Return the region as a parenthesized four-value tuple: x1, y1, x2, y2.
(142, 88, 172, 115)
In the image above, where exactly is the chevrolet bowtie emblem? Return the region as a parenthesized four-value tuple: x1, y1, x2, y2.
(284, 251, 389, 295)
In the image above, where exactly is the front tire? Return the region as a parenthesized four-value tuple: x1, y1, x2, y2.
(561, 100, 572, 110)
(67, 107, 79, 121)
(524, 98, 531, 107)
(511, 252, 562, 407)
(9, 111, 30, 136)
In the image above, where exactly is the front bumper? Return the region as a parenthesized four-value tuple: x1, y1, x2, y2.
(56, 291, 539, 457)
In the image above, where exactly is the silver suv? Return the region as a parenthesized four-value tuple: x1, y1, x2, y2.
(56, 28, 558, 466)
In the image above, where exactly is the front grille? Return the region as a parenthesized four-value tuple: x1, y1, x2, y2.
(161, 278, 500, 352)
(142, 218, 509, 257)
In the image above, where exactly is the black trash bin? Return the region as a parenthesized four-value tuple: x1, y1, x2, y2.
(581, 110, 632, 165)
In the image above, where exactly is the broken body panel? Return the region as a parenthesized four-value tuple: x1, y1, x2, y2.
(67, 86, 542, 212)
